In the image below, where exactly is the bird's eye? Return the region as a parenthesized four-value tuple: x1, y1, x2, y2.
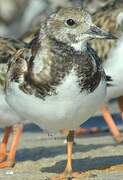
(66, 19, 76, 26)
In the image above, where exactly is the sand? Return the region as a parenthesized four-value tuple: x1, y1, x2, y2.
(0, 126, 123, 180)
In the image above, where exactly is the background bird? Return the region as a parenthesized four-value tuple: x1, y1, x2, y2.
(0, 0, 48, 38)
(74, 0, 123, 143)
(0, 37, 26, 168)
(82, 0, 116, 13)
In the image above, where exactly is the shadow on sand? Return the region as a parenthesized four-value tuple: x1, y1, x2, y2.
(41, 155, 123, 173)
(16, 142, 115, 162)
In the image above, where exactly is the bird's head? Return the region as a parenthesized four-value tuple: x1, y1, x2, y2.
(44, 7, 115, 50)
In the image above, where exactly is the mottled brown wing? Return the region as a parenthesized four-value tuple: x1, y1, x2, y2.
(0, 37, 26, 88)
(5, 48, 30, 92)
(90, 1, 123, 62)
(0, 37, 25, 63)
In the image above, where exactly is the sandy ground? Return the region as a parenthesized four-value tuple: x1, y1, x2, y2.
(0, 126, 123, 180)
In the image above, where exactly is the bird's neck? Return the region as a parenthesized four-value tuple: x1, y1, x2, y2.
(47, 38, 88, 56)
(31, 25, 88, 57)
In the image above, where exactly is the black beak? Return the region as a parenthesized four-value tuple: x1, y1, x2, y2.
(87, 25, 117, 40)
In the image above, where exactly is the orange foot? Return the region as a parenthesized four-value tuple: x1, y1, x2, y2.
(51, 171, 83, 180)
(74, 127, 101, 136)
(0, 153, 7, 162)
(0, 160, 15, 168)
(114, 133, 123, 144)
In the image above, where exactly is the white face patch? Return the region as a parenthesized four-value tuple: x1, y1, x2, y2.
(71, 41, 87, 51)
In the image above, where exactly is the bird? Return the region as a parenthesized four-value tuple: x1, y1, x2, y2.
(0, 0, 28, 38)
(82, 0, 116, 14)
(20, 0, 123, 140)
(0, 37, 26, 168)
(0, 35, 99, 169)
(5, 7, 114, 179)
(0, 0, 48, 38)
(75, 0, 123, 143)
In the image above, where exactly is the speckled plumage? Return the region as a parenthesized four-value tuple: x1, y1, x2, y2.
(90, 0, 123, 61)
(0, 37, 26, 129)
(0, 38, 26, 89)
(7, 40, 103, 100)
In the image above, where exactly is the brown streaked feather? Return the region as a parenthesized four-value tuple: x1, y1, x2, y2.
(0, 38, 26, 88)
(0, 37, 26, 64)
(5, 48, 29, 91)
(90, 0, 123, 62)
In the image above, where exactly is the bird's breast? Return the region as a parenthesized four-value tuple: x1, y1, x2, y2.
(6, 68, 106, 131)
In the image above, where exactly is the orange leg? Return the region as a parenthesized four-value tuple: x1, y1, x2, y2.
(0, 127, 12, 162)
(101, 106, 123, 143)
(0, 123, 23, 168)
(52, 130, 83, 180)
(74, 127, 100, 136)
(61, 127, 100, 137)
(72, 105, 123, 144)
(118, 96, 123, 120)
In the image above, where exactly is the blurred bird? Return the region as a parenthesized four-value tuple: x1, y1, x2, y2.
(82, 0, 116, 13)
(0, 37, 26, 168)
(75, 0, 123, 143)
(0, 0, 28, 37)
(0, 0, 48, 38)
(5, 7, 113, 178)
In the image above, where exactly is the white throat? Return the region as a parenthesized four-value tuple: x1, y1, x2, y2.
(71, 41, 87, 51)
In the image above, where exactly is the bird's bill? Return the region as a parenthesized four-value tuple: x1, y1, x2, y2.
(87, 25, 117, 39)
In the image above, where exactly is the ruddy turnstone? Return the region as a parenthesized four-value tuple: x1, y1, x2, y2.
(20, 1, 121, 139)
(76, 0, 123, 143)
(0, 37, 26, 168)
(5, 7, 114, 179)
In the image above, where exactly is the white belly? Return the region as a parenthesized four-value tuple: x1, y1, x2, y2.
(0, 90, 21, 128)
(104, 35, 123, 100)
(6, 71, 106, 132)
